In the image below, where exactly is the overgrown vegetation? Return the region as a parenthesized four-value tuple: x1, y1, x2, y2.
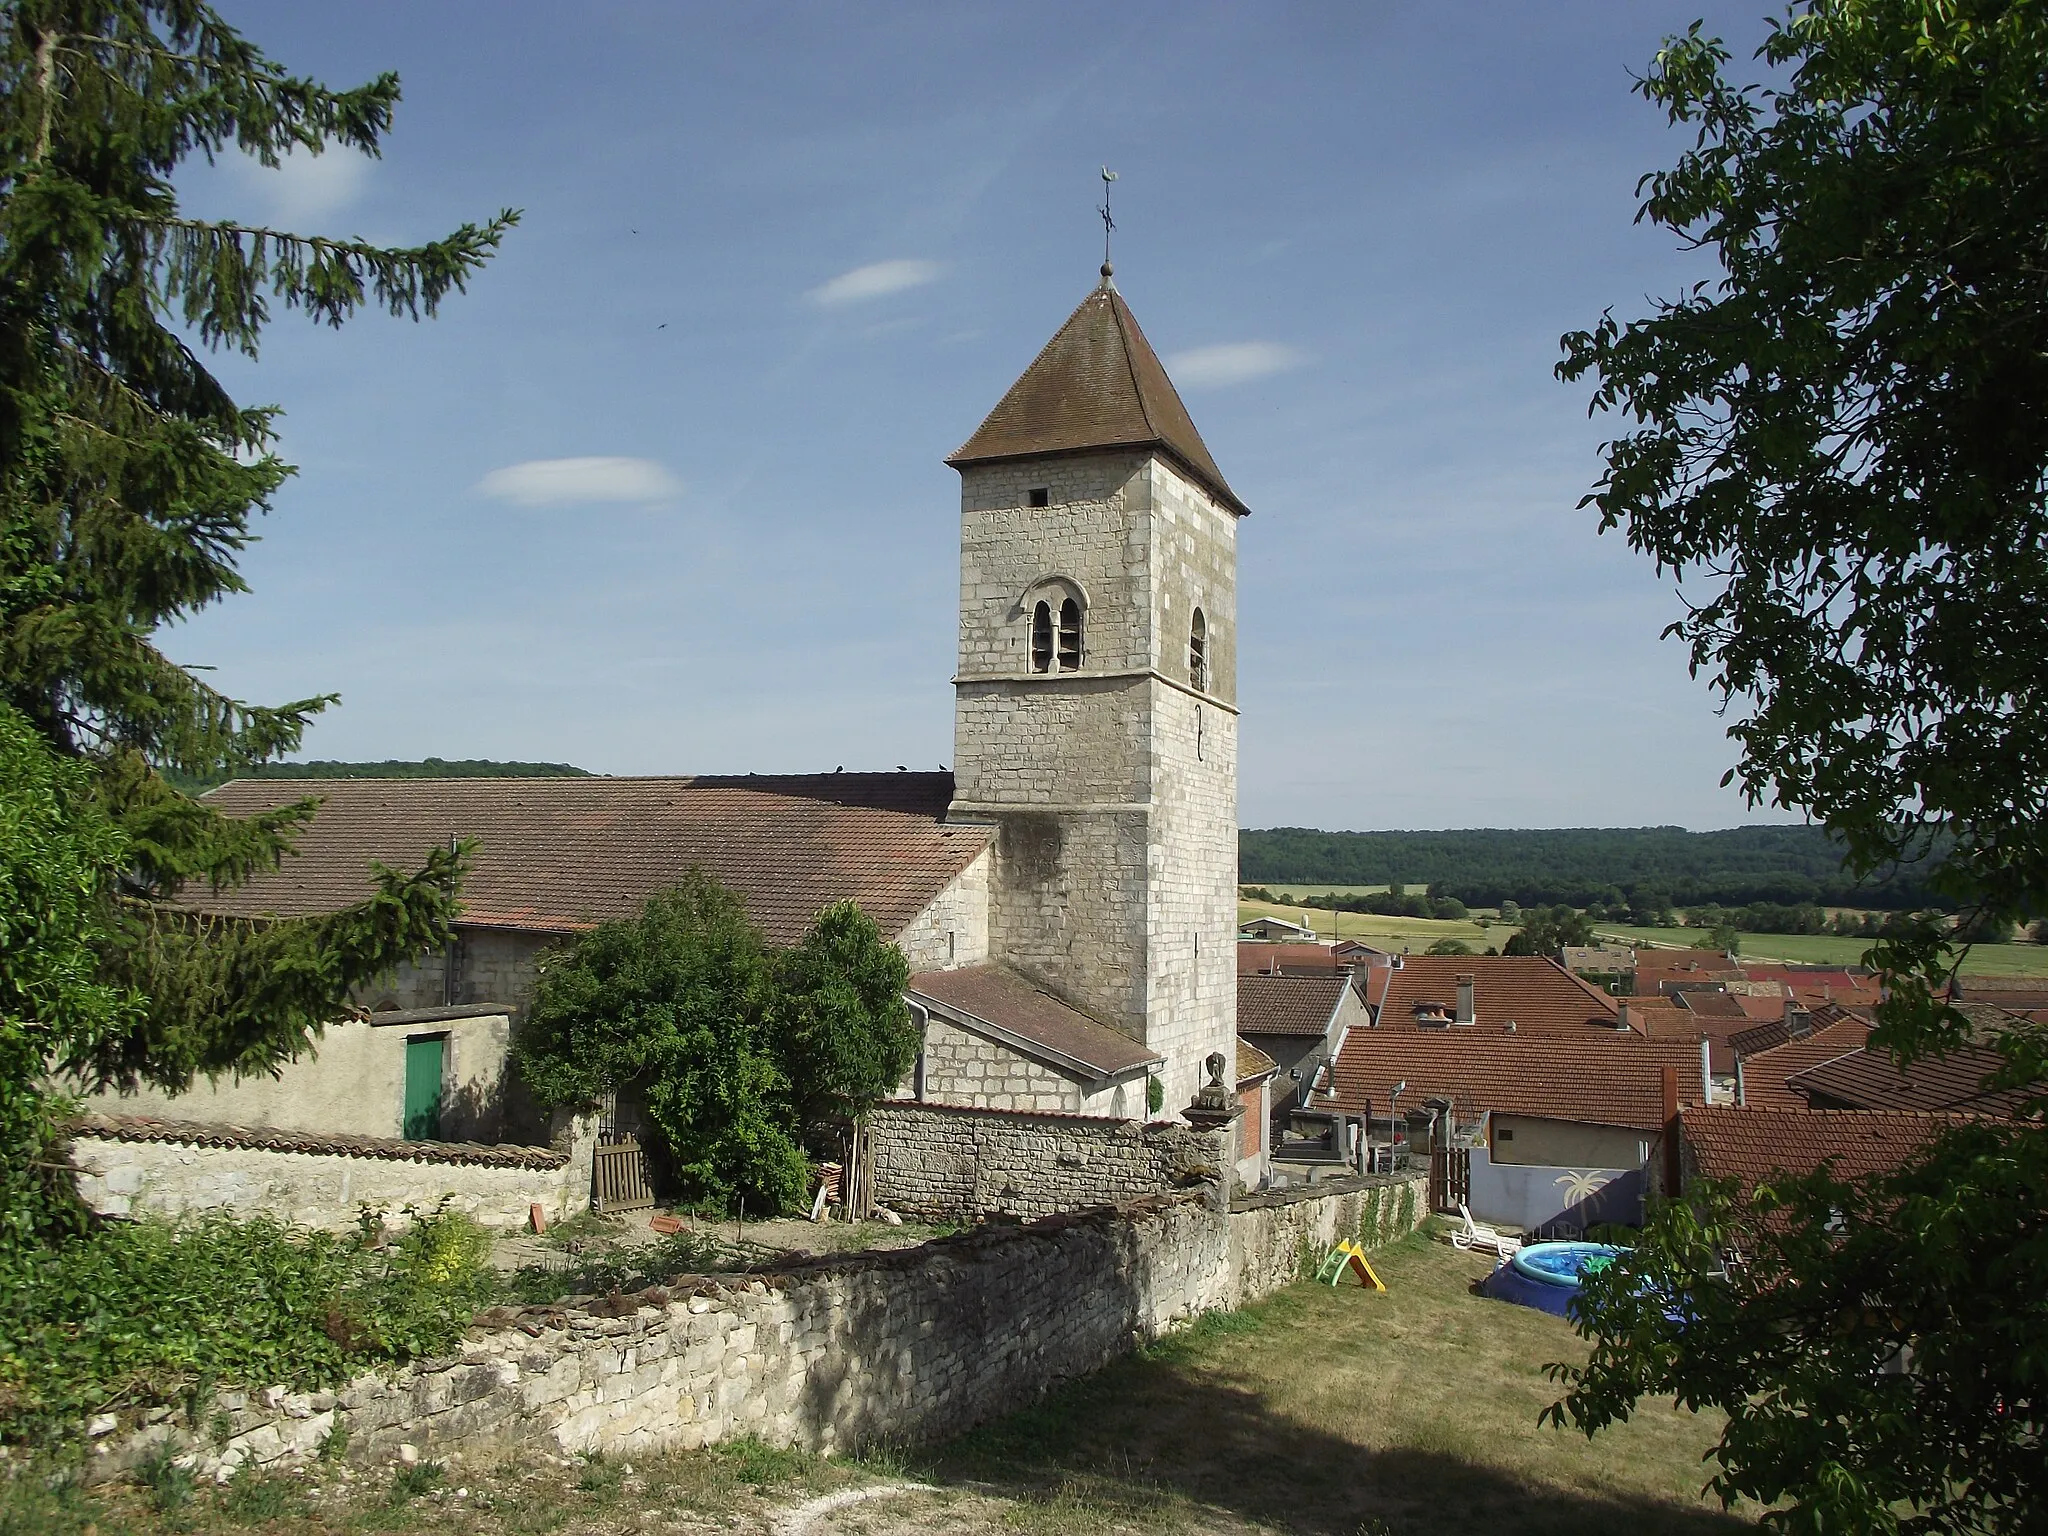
(0, 1205, 496, 1450)
(514, 874, 915, 1215)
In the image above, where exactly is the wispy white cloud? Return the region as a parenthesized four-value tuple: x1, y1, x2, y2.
(230, 145, 370, 225)
(807, 258, 942, 307)
(474, 457, 680, 507)
(1167, 341, 1305, 389)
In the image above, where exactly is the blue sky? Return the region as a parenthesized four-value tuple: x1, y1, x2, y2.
(171, 0, 1791, 832)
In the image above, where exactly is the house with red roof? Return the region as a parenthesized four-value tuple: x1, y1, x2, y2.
(1322, 955, 1709, 1231)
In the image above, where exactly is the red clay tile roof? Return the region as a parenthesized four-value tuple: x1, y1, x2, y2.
(1236, 1037, 1279, 1085)
(1731, 1018, 1874, 1110)
(1786, 1042, 2036, 1116)
(1630, 1001, 1747, 1074)
(69, 1113, 567, 1168)
(1237, 973, 1350, 1037)
(1328, 1027, 1704, 1131)
(1237, 941, 1349, 975)
(1676, 990, 1748, 1020)
(1370, 955, 1620, 1034)
(191, 775, 991, 947)
(1680, 1104, 1955, 1196)
(908, 964, 1158, 1080)
(947, 281, 1248, 517)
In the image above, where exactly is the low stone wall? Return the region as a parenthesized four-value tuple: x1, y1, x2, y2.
(869, 1101, 1224, 1220)
(80, 1173, 1432, 1485)
(68, 1112, 599, 1233)
(1227, 1173, 1428, 1299)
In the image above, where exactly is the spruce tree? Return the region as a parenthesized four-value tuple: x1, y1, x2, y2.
(0, 1, 518, 1238)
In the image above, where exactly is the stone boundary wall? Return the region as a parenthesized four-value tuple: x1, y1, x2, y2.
(68, 1112, 599, 1233)
(77, 1173, 1430, 1485)
(868, 1102, 1225, 1220)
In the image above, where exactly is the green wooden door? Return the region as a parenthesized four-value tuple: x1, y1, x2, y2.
(403, 1035, 445, 1141)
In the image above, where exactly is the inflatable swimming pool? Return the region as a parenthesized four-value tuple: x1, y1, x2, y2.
(1478, 1241, 1625, 1319)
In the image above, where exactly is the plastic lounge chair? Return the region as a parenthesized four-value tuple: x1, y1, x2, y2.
(1452, 1203, 1522, 1258)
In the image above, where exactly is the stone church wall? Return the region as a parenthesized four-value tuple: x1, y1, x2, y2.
(82, 1177, 1429, 1485)
(894, 847, 992, 973)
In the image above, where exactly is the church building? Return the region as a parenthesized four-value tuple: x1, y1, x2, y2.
(138, 265, 1253, 1160)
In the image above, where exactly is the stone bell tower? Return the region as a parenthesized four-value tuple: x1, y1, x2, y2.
(945, 264, 1247, 1115)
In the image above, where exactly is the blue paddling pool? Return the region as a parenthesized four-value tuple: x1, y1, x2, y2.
(1479, 1241, 1624, 1319)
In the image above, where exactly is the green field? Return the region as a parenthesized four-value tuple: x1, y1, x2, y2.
(1240, 900, 1509, 955)
(1593, 924, 2048, 978)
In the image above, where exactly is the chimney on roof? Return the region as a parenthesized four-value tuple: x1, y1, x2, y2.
(1616, 1000, 1633, 1032)
(1455, 973, 1475, 1025)
(1783, 996, 1813, 1038)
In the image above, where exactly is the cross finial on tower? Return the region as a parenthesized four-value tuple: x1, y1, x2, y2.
(1098, 167, 1117, 282)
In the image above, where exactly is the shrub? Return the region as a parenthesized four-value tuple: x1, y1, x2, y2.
(0, 1203, 495, 1449)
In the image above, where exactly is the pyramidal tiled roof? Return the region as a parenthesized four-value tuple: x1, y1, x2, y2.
(947, 277, 1248, 517)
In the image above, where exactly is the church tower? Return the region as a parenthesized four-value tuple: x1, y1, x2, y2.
(946, 267, 1247, 1114)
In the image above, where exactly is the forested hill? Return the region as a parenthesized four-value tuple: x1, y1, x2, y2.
(1238, 825, 1932, 909)
(173, 758, 592, 793)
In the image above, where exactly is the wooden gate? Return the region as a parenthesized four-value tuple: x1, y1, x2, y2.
(1430, 1145, 1472, 1213)
(592, 1135, 655, 1213)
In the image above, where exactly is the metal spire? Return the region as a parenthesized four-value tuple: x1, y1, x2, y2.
(1098, 167, 1117, 282)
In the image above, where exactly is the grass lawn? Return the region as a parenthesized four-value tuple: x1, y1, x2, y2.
(29, 1234, 1747, 1536)
(1240, 900, 1511, 955)
(1594, 924, 2048, 978)
(924, 1230, 1746, 1535)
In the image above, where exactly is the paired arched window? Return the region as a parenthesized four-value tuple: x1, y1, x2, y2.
(1057, 598, 1082, 670)
(1189, 607, 1208, 692)
(1028, 593, 1083, 672)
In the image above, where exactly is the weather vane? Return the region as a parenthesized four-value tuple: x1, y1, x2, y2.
(1098, 167, 1117, 277)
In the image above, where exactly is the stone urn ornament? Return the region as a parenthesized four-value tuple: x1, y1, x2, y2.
(1182, 1050, 1242, 1130)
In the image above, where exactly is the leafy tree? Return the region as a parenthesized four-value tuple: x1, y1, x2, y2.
(1552, 5, 2048, 1529)
(0, 703, 135, 1247)
(515, 873, 805, 1214)
(1503, 904, 1596, 957)
(1551, 1128, 2045, 1534)
(769, 901, 915, 1127)
(0, 2, 511, 1240)
(515, 877, 915, 1215)
(1424, 938, 1473, 957)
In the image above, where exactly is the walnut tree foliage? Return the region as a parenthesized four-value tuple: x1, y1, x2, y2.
(0, 1, 514, 1241)
(514, 876, 916, 1215)
(1552, 5, 2047, 1531)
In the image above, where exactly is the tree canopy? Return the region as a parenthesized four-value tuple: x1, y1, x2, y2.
(1238, 824, 1936, 910)
(515, 876, 917, 1215)
(1551, 5, 2048, 1530)
(0, 0, 513, 1243)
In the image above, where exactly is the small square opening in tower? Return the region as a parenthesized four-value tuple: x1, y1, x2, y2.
(1027, 487, 1050, 508)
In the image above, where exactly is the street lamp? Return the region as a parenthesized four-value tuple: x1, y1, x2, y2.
(1387, 1080, 1407, 1172)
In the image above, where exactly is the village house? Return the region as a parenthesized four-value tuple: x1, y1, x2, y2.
(1676, 1103, 1963, 1204)
(1726, 1003, 1874, 1109)
(1327, 1023, 1706, 1233)
(1239, 914, 1318, 942)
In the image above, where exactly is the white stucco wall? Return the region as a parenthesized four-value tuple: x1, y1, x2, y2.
(74, 1008, 527, 1144)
